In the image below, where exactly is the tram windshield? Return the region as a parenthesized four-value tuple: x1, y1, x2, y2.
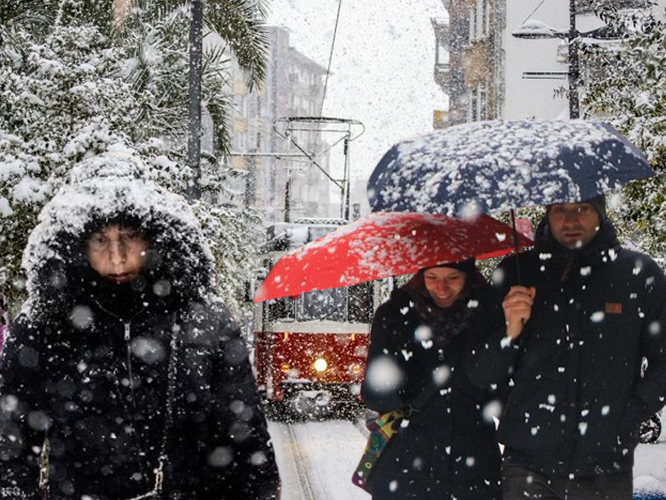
(299, 289, 346, 321)
(266, 282, 373, 324)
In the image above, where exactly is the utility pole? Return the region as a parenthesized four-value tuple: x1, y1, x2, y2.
(568, 0, 580, 119)
(187, 0, 204, 201)
(512, 0, 617, 120)
(284, 167, 292, 222)
(341, 133, 351, 221)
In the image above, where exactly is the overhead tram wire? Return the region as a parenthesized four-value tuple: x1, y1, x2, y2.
(320, 0, 343, 117)
(522, 0, 547, 24)
(312, 0, 344, 156)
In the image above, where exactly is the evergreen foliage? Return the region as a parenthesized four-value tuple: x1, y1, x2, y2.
(580, 4, 666, 259)
(0, 0, 268, 320)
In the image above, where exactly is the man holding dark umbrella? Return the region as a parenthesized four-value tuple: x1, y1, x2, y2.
(469, 195, 666, 500)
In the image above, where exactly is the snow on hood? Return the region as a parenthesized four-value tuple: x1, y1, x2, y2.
(22, 153, 216, 311)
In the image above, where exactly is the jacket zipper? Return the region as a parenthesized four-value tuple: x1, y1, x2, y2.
(560, 256, 574, 282)
(94, 302, 146, 410)
(94, 302, 164, 491)
(124, 322, 136, 409)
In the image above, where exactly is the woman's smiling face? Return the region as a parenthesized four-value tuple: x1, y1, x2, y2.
(423, 267, 466, 309)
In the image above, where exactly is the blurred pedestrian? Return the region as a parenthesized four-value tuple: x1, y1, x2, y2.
(360, 260, 503, 500)
(470, 196, 666, 500)
(0, 154, 281, 499)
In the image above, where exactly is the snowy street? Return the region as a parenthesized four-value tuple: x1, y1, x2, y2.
(268, 418, 370, 500)
(269, 412, 666, 499)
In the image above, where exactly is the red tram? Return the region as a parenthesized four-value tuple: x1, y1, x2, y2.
(251, 220, 380, 417)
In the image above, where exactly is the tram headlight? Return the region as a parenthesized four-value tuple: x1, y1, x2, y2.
(313, 357, 328, 372)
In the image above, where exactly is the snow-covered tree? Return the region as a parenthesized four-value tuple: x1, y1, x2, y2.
(580, 4, 666, 259)
(0, 1, 268, 320)
(116, 0, 269, 152)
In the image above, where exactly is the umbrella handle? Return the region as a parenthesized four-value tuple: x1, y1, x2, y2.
(510, 209, 522, 286)
(510, 210, 527, 330)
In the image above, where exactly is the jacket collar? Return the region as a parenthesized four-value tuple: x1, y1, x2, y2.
(532, 217, 622, 283)
(535, 216, 621, 260)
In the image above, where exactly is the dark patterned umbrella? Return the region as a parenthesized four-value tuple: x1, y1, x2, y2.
(367, 120, 653, 217)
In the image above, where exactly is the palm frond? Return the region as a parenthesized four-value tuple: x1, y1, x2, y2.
(205, 0, 269, 90)
(115, 0, 185, 37)
(0, 0, 58, 43)
(205, 92, 233, 154)
(201, 41, 233, 153)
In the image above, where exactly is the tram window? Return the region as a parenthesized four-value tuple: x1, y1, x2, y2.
(348, 282, 373, 323)
(267, 297, 295, 322)
(298, 288, 346, 322)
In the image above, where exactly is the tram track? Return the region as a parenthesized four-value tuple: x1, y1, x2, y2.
(285, 422, 319, 500)
(269, 417, 372, 500)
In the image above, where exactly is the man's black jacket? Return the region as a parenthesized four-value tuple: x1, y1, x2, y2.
(467, 217, 666, 477)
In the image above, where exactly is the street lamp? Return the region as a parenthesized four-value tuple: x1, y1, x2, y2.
(512, 0, 618, 119)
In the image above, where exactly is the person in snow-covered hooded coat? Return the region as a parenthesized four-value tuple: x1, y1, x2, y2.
(0, 154, 281, 500)
(360, 260, 503, 500)
(468, 196, 666, 500)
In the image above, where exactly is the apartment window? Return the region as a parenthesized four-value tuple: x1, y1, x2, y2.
(479, 82, 488, 120)
(436, 39, 449, 66)
(236, 132, 248, 152)
(468, 81, 488, 122)
(481, 0, 489, 37)
(470, 0, 490, 41)
(242, 95, 250, 119)
(235, 94, 248, 119)
(469, 5, 478, 41)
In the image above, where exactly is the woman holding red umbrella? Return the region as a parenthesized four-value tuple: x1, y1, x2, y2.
(360, 259, 503, 500)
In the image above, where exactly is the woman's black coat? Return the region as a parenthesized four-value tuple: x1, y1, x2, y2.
(0, 155, 280, 499)
(360, 279, 502, 500)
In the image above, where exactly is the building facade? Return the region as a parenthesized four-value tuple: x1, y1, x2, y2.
(436, 0, 661, 124)
(433, 0, 503, 128)
(219, 26, 334, 224)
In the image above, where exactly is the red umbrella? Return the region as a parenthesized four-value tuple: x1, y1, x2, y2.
(253, 212, 532, 302)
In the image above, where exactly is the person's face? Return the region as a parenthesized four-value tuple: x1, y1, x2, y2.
(423, 267, 466, 309)
(547, 202, 601, 250)
(86, 225, 149, 284)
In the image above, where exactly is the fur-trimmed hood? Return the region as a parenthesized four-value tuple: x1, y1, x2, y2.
(22, 153, 217, 317)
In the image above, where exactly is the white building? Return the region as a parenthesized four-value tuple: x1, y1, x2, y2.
(437, 0, 665, 122)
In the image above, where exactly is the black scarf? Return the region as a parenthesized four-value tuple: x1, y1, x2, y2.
(400, 273, 479, 347)
(83, 272, 150, 320)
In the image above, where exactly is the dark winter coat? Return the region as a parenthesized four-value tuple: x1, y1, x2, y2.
(468, 217, 666, 477)
(360, 274, 503, 500)
(0, 155, 280, 500)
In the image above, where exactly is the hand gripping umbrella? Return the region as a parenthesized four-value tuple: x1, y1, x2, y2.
(253, 212, 533, 302)
(367, 119, 653, 217)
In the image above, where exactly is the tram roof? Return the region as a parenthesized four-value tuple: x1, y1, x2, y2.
(265, 219, 347, 251)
